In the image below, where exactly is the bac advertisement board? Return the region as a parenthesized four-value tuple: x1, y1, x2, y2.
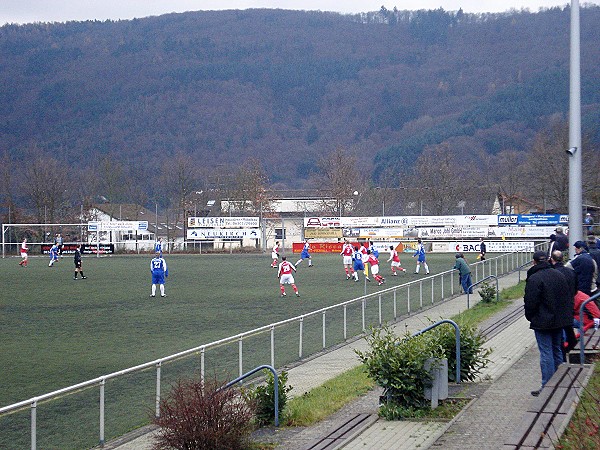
(431, 241, 535, 253)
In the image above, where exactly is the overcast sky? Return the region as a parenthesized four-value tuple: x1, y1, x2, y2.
(1, 1, 597, 25)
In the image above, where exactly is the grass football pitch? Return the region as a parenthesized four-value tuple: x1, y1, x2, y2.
(0, 251, 464, 448)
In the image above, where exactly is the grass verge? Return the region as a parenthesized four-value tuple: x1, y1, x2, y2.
(283, 365, 375, 426)
(557, 358, 600, 449)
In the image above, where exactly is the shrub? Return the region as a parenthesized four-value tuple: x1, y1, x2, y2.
(247, 370, 293, 426)
(152, 376, 254, 450)
(429, 319, 491, 382)
(478, 281, 497, 303)
(355, 325, 444, 418)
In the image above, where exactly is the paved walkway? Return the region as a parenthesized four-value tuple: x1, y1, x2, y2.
(107, 269, 543, 450)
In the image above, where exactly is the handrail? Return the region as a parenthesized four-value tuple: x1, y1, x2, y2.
(411, 319, 461, 383)
(466, 275, 499, 309)
(578, 292, 600, 365)
(222, 365, 280, 427)
(517, 261, 533, 282)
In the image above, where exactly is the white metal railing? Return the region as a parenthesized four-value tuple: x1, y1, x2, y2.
(0, 245, 542, 449)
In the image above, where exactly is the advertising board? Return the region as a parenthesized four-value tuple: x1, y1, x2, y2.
(187, 229, 260, 240)
(187, 217, 260, 228)
(432, 241, 535, 253)
(497, 214, 568, 226)
(88, 221, 148, 231)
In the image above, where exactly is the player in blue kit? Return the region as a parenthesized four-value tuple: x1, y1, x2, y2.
(150, 251, 168, 297)
(295, 239, 313, 267)
(48, 244, 59, 267)
(154, 237, 163, 256)
(412, 239, 430, 274)
(352, 246, 366, 282)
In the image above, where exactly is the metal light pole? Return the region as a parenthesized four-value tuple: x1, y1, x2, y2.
(568, 0, 583, 258)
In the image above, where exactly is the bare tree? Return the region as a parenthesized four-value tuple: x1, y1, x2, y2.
(524, 121, 569, 212)
(409, 143, 472, 216)
(161, 153, 199, 245)
(21, 151, 73, 226)
(228, 158, 273, 215)
(317, 147, 363, 215)
(492, 150, 528, 214)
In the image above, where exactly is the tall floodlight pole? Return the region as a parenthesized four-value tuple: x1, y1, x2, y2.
(568, 0, 582, 259)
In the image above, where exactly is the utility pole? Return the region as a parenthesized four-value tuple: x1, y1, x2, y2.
(568, 0, 582, 258)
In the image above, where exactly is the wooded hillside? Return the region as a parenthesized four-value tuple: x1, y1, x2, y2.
(1, 6, 599, 216)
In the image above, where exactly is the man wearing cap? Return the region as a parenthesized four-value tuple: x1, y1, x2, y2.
(584, 213, 594, 233)
(566, 241, 598, 296)
(553, 226, 569, 252)
(524, 250, 572, 396)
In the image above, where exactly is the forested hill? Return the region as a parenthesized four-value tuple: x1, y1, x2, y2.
(1, 6, 600, 192)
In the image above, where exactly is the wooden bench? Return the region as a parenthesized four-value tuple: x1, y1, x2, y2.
(303, 413, 378, 450)
(567, 328, 600, 363)
(504, 364, 594, 449)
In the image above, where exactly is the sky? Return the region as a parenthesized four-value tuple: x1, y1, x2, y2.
(1, 1, 598, 25)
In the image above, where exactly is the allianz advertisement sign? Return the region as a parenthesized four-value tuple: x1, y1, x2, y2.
(498, 214, 568, 226)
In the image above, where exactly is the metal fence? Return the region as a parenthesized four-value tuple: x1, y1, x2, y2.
(0, 245, 541, 449)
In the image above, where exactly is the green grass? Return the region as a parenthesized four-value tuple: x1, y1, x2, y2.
(500, 280, 526, 300)
(284, 365, 375, 426)
(557, 359, 600, 449)
(1, 251, 471, 448)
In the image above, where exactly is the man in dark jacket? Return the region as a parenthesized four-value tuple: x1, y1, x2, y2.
(553, 226, 569, 252)
(566, 241, 597, 296)
(550, 250, 577, 356)
(587, 234, 600, 293)
(524, 251, 572, 396)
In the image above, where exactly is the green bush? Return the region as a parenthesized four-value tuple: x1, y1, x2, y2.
(478, 281, 497, 303)
(247, 370, 293, 426)
(429, 319, 491, 382)
(356, 326, 444, 418)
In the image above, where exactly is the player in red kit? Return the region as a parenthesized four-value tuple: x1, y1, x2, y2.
(340, 239, 354, 279)
(278, 256, 300, 297)
(271, 241, 280, 268)
(367, 250, 385, 285)
(387, 245, 406, 276)
(19, 238, 29, 267)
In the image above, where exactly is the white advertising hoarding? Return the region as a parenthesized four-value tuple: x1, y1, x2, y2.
(88, 221, 148, 231)
(188, 217, 260, 228)
(487, 226, 562, 238)
(380, 215, 498, 227)
(187, 228, 260, 240)
(431, 241, 535, 253)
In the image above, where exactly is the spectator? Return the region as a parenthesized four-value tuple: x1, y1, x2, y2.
(550, 250, 578, 358)
(524, 251, 572, 396)
(453, 252, 473, 294)
(584, 213, 594, 233)
(573, 290, 600, 333)
(566, 241, 598, 296)
(553, 226, 569, 252)
(586, 234, 600, 294)
(547, 234, 557, 257)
